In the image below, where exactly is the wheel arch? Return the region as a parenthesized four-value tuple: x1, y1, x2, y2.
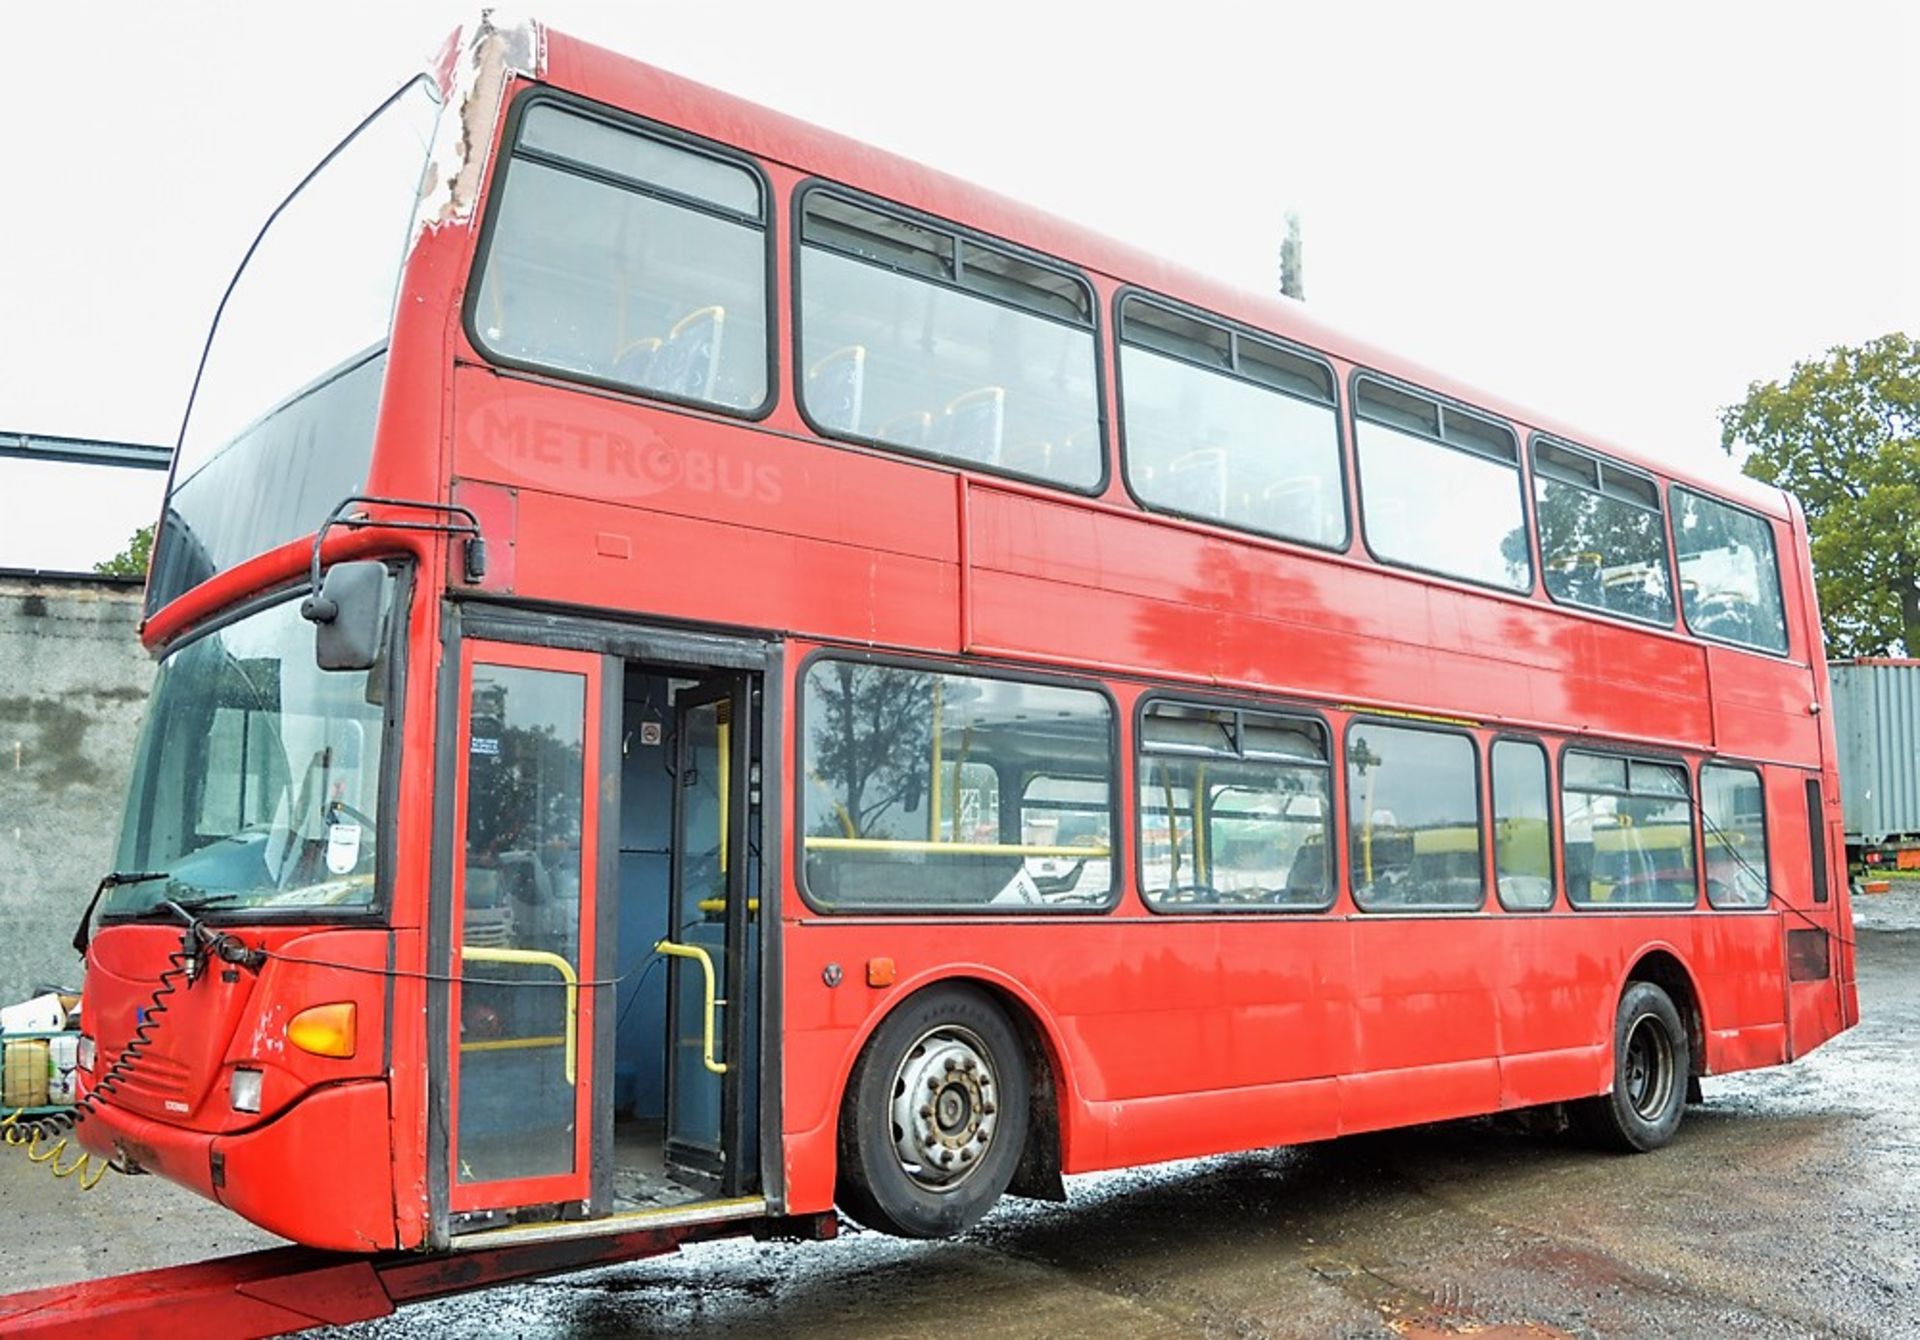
(1620, 945, 1707, 1077)
(829, 966, 1078, 1203)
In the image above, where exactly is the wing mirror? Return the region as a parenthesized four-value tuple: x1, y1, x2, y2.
(301, 561, 388, 671)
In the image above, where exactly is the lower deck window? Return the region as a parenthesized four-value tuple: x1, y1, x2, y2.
(1346, 722, 1483, 911)
(1138, 702, 1333, 910)
(1563, 751, 1696, 907)
(801, 660, 1113, 911)
(1702, 763, 1769, 907)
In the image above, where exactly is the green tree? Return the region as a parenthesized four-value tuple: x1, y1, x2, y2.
(94, 523, 154, 578)
(1722, 334, 1920, 656)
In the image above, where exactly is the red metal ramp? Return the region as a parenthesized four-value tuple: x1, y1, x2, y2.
(0, 1214, 833, 1339)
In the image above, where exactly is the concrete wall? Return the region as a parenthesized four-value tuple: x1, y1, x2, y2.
(0, 573, 151, 1001)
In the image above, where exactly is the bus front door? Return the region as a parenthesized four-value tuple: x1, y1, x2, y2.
(445, 642, 604, 1221)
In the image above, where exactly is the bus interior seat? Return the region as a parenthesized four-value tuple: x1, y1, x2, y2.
(1167, 448, 1227, 515)
(1001, 440, 1054, 476)
(651, 305, 726, 400)
(807, 344, 867, 434)
(942, 386, 1006, 464)
(1262, 476, 1326, 541)
(613, 336, 662, 387)
(877, 409, 935, 448)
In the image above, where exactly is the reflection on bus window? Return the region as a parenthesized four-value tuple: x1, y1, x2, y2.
(1355, 379, 1529, 592)
(1491, 739, 1554, 909)
(1533, 440, 1674, 626)
(1138, 702, 1332, 910)
(801, 661, 1113, 911)
(1346, 722, 1482, 910)
(1702, 763, 1769, 907)
(1020, 775, 1114, 903)
(1120, 297, 1345, 548)
(798, 193, 1102, 490)
(1562, 751, 1696, 907)
(472, 104, 768, 411)
(1672, 488, 1789, 653)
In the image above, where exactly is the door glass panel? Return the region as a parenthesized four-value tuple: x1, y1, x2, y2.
(457, 664, 587, 1185)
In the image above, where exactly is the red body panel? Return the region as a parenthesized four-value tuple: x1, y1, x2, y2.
(75, 20, 1855, 1257)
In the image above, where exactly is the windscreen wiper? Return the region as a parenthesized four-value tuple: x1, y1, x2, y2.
(71, 871, 172, 957)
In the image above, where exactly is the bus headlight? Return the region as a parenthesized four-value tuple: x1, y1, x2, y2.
(76, 1035, 96, 1072)
(230, 1068, 263, 1114)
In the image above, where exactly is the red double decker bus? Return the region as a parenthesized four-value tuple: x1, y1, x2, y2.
(70, 15, 1854, 1259)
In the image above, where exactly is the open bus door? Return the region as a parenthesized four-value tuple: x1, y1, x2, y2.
(445, 641, 604, 1219)
(438, 626, 765, 1241)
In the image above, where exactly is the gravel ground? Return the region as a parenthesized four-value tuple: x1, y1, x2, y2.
(5, 891, 1914, 1337)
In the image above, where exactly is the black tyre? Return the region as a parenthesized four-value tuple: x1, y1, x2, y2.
(1578, 981, 1690, 1152)
(836, 984, 1029, 1238)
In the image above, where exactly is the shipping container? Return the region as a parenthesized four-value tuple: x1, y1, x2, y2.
(1830, 659, 1920, 857)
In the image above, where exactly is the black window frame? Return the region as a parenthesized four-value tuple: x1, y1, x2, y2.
(1343, 715, 1487, 914)
(1113, 287, 1351, 554)
(792, 648, 1123, 916)
(1134, 692, 1338, 915)
(462, 87, 780, 421)
(1557, 741, 1701, 911)
(1699, 758, 1773, 910)
(791, 179, 1110, 497)
(1349, 371, 1535, 595)
(1489, 734, 1557, 912)
(1528, 433, 1678, 630)
(1667, 483, 1793, 658)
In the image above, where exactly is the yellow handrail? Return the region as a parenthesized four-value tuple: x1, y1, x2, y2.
(804, 837, 1110, 857)
(459, 946, 579, 1084)
(655, 940, 728, 1075)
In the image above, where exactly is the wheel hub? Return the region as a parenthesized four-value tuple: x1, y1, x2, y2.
(1624, 1013, 1674, 1121)
(890, 1027, 999, 1191)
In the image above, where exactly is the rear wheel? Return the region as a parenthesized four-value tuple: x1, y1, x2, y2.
(837, 984, 1029, 1238)
(1579, 980, 1690, 1151)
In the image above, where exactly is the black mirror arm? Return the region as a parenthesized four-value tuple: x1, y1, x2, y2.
(306, 494, 486, 610)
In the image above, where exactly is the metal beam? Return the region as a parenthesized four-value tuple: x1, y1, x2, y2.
(0, 430, 171, 471)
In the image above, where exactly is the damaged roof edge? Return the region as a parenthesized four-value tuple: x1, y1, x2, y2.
(412, 9, 545, 239)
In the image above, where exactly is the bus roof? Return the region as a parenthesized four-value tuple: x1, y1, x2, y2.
(541, 24, 1789, 521)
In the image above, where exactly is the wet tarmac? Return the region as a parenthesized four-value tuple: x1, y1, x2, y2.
(343, 895, 1920, 1339)
(6, 894, 1915, 1337)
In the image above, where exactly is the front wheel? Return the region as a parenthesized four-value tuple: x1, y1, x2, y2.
(1578, 981, 1690, 1151)
(836, 984, 1029, 1238)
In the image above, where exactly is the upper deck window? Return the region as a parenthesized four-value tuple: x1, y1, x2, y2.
(798, 191, 1103, 491)
(1671, 487, 1789, 654)
(1532, 438, 1675, 626)
(1119, 297, 1346, 549)
(1354, 378, 1530, 592)
(470, 100, 770, 414)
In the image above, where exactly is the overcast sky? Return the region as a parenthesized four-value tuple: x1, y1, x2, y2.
(1, 1, 1912, 571)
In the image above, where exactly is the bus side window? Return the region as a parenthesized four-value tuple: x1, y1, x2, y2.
(1562, 751, 1696, 908)
(1139, 702, 1333, 912)
(1702, 762, 1770, 907)
(1671, 487, 1789, 654)
(1346, 721, 1483, 912)
(1491, 739, 1554, 910)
